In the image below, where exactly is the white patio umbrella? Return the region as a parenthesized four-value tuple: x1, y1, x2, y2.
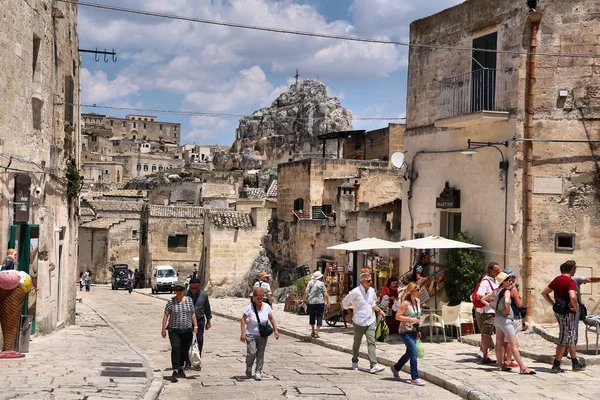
(392, 235, 481, 250)
(392, 236, 481, 311)
(327, 237, 399, 251)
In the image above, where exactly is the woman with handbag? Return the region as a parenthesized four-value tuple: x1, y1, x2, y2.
(502, 269, 525, 369)
(240, 286, 280, 380)
(390, 282, 426, 386)
(303, 270, 329, 338)
(482, 272, 536, 375)
(161, 282, 198, 382)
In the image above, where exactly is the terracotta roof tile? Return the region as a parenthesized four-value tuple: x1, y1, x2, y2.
(103, 190, 148, 198)
(209, 211, 253, 228)
(80, 218, 125, 229)
(87, 200, 144, 212)
(80, 207, 95, 217)
(266, 180, 277, 198)
(244, 188, 266, 199)
(149, 205, 205, 219)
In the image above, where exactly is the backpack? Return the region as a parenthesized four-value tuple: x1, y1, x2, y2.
(471, 277, 494, 309)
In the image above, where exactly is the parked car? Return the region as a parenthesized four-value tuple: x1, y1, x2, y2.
(111, 264, 130, 290)
(151, 265, 178, 294)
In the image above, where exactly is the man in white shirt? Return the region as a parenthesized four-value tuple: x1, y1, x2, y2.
(342, 272, 386, 373)
(475, 262, 500, 364)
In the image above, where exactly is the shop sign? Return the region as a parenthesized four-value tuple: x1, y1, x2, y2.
(435, 181, 460, 209)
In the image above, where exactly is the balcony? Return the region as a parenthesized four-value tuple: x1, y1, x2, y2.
(435, 68, 511, 128)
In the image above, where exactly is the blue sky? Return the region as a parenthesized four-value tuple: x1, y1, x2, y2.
(78, 0, 463, 146)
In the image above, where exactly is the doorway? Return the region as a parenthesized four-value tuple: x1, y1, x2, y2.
(439, 212, 462, 264)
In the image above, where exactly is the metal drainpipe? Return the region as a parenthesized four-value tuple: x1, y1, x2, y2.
(524, 11, 542, 322)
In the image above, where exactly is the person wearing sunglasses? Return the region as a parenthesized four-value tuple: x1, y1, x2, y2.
(161, 282, 198, 382)
(342, 272, 386, 374)
(390, 282, 425, 386)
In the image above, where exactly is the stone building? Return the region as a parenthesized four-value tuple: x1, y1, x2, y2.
(139, 205, 206, 285)
(0, 0, 80, 334)
(78, 217, 140, 283)
(82, 113, 181, 148)
(341, 124, 405, 163)
(269, 158, 403, 286)
(81, 161, 124, 188)
(111, 152, 185, 179)
(403, 0, 600, 321)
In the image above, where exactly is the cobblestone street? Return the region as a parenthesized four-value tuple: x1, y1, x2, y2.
(84, 287, 459, 400)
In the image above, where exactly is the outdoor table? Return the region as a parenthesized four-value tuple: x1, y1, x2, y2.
(420, 309, 447, 343)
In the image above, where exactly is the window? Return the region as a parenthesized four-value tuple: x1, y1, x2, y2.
(110, 120, 114, 126)
(472, 32, 498, 112)
(122, 121, 126, 127)
(132, 230, 138, 239)
(112, 141, 120, 146)
(143, 123, 147, 129)
(168, 235, 188, 249)
(322, 204, 333, 215)
(159, 124, 163, 130)
(174, 132, 177, 138)
(293, 198, 304, 212)
(105, 170, 109, 174)
(143, 136, 147, 141)
(174, 125, 178, 131)
(159, 166, 163, 171)
(136, 164, 141, 171)
(555, 233, 575, 251)
(132, 135, 136, 140)
(133, 122, 137, 128)
(32, 35, 41, 80)
(143, 165, 148, 171)
(152, 165, 157, 172)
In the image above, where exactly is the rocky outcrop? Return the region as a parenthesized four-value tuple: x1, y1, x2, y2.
(214, 80, 352, 170)
(210, 248, 273, 298)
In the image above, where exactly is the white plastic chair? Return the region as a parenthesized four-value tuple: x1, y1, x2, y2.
(420, 313, 446, 343)
(441, 304, 462, 340)
(457, 301, 475, 342)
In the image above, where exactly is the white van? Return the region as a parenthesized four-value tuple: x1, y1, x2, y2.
(151, 265, 178, 294)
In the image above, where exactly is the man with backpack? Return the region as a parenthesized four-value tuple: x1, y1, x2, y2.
(472, 261, 501, 364)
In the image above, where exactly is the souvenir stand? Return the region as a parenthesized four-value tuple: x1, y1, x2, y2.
(323, 262, 349, 327)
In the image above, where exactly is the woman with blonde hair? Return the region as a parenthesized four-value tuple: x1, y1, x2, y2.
(1, 249, 17, 271)
(390, 282, 425, 386)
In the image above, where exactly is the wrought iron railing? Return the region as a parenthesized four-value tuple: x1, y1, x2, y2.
(438, 68, 511, 120)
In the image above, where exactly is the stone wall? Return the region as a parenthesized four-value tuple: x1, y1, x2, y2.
(205, 207, 271, 295)
(82, 113, 181, 146)
(82, 162, 124, 186)
(0, 0, 80, 334)
(405, 0, 600, 322)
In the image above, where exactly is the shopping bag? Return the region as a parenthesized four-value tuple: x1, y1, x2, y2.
(416, 339, 425, 359)
(188, 335, 202, 368)
(375, 318, 389, 342)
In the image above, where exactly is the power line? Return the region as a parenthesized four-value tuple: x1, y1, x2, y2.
(74, 103, 406, 120)
(60, 0, 600, 59)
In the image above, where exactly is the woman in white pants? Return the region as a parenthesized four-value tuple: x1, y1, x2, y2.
(240, 287, 280, 380)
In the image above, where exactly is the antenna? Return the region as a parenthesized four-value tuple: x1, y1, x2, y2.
(391, 152, 405, 168)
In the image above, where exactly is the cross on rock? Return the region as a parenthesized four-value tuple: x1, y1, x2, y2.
(295, 69, 299, 84)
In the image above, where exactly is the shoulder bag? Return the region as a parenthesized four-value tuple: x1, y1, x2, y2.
(252, 302, 274, 337)
(579, 303, 588, 321)
(396, 300, 419, 334)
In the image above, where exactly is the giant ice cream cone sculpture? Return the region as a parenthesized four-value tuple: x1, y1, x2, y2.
(0, 270, 32, 355)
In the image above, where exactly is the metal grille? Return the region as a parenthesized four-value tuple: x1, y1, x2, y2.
(438, 68, 511, 120)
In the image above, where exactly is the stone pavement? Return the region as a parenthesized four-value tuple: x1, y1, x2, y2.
(204, 296, 600, 400)
(0, 297, 160, 400)
(85, 287, 459, 400)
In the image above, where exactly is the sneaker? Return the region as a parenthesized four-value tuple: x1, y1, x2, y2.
(255, 372, 262, 380)
(411, 378, 426, 386)
(245, 367, 252, 378)
(171, 370, 179, 382)
(550, 365, 565, 373)
(351, 362, 359, 371)
(390, 366, 400, 380)
(369, 364, 385, 374)
(178, 369, 186, 379)
(481, 357, 495, 364)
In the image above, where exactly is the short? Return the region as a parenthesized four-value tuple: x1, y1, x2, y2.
(475, 312, 495, 335)
(495, 316, 518, 337)
(504, 319, 522, 342)
(556, 312, 577, 345)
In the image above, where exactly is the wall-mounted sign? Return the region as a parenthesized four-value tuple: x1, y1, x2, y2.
(436, 181, 460, 209)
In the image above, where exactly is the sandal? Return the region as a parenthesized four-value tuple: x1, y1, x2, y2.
(314, 333, 320, 338)
(498, 366, 512, 372)
(311, 332, 315, 338)
(520, 369, 536, 375)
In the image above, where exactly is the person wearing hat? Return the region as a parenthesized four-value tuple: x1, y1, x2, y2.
(482, 272, 536, 375)
(303, 270, 330, 338)
(253, 271, 273, 306)
(161, 281, 198, 382)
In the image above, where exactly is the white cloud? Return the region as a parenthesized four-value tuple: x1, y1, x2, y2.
(81, 68, 139, 104)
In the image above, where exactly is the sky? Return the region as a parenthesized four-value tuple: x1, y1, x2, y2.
(78, 0, 464, 146)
